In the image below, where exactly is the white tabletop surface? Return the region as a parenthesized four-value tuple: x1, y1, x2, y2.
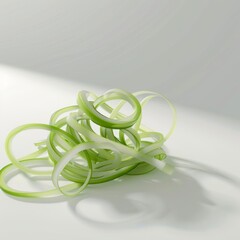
(0, 66, 240, 240)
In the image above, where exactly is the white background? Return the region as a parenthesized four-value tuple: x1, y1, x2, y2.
(0, 0, 239, 119)
(0, 1, 240, 240)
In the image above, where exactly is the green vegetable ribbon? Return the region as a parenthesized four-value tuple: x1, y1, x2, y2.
(0, 89, 176, 198)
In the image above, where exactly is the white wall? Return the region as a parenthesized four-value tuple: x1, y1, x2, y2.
(0, 0, 239, 119)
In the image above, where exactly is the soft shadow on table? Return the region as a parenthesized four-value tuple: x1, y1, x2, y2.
(67, 156, 240, 229)
(6, 156, 240, 229)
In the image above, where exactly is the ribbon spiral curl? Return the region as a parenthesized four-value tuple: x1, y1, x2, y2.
(0, 89, 176, 197)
